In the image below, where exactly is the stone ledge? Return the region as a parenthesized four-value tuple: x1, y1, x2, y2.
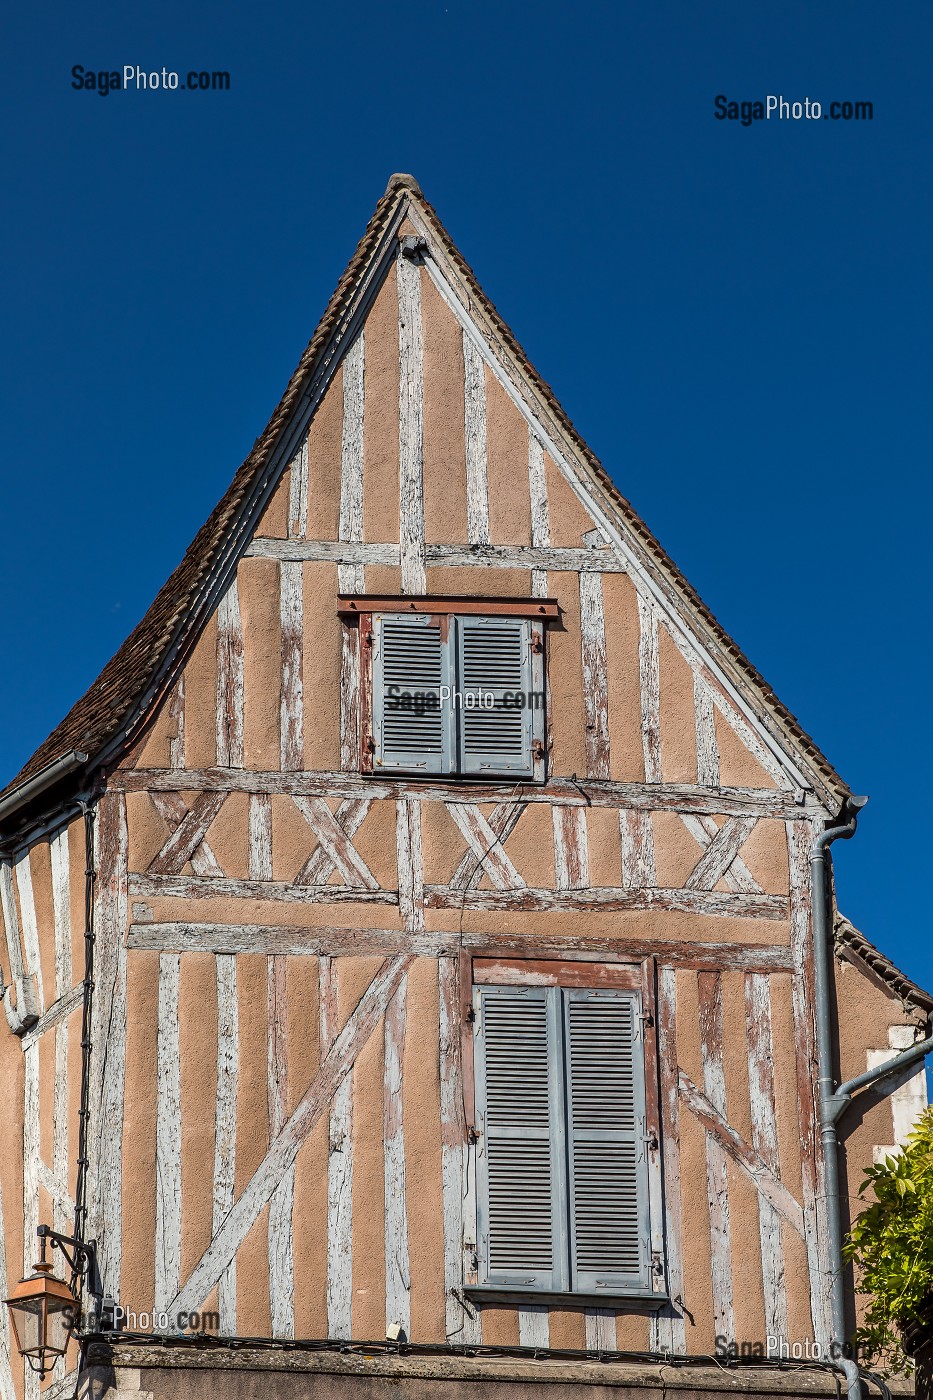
(80, 1341, 915, 1396)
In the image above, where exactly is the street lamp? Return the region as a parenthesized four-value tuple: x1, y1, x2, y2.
(4, 1226, 99, 1379)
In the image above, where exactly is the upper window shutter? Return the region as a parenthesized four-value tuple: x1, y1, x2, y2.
(474, 985, 567, 1290)
(564, 988, 651, 1292)
(456, 616, 535, 777)
(372, 613, 454, 774)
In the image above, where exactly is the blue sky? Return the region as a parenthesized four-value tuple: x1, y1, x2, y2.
(2, 1, 931, 996)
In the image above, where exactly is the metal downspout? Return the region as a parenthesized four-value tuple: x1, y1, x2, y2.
(810, 795, 868, 1366)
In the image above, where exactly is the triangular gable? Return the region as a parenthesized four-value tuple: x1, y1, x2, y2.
(0, 173, 849, 825)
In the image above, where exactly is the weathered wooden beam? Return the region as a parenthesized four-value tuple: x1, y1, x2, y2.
(295, 799, 370, 887)
(680, 814, 761, 896)
(15, 854, 44, 1013)
(47, 804, 77, 1226)
(87, 791, 128, 1301)
(338, 333, 365, 593)
(155, 953, 182, 1313)
(552, 806, 589, 891)
(449, 801, 526, 892)
(216, 580, 244, 769)
(679, 1068, 806, 1239)
(129, 873, 396, 905)
(148, 792, 228, 876)
(696, 971, 734, 1342)
(398, 254, 425, 593)
(280, 560, 304, 773)
(694, 672, 720, 788)
(169, 674, 185, 770)
(246, 539, 400, 566)
(322, 957, 353, 1340)
(438, 957, 481, 1345)
(448, 804, 525, 892)
(293, 796, 379, 890)
(579, 570, 611, 779)
(528, 435, 550, 598)
(287, 435, 308, 541)
(745, 972, 788, 1341)
(169, 954, 415, 1318)
(20, 984, 83, 1051)
(651, 967, 685, 1353)
(384, 976, 411, 1335)
(424, 543, 626, 572)
(396, 799, 424, 933)
(463, 332, 490, 547)
(684, 816, 757, 892)
(638, 595, 662, 784)
(268, 954, 294, 1339)
(126, 922, 796, 971)
(248, 794, 273, 882)
(425, 885, 788, 920)
(114, 767, 816, 819)
(213, 954, 237, 1333)
(151, 792, 223, 878)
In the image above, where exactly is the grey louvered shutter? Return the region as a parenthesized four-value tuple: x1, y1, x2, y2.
(564, 988, 651, 1292)
(372, 613, 454, 774)
(456, 616, 534, 777)
(474, 985, 567, 1289)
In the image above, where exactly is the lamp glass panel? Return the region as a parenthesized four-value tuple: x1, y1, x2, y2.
(8, 1297, 45, 1356)
(45, 1296, 75, 1356)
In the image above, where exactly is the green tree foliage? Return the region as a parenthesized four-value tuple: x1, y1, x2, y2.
(844, 1105, 933, 1373)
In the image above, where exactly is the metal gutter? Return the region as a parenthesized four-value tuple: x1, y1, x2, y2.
(0, 748, 88, 827)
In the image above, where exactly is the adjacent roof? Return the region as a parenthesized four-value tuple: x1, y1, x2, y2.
(1, 172, 851, 825)
(836, 914, 933, 1015)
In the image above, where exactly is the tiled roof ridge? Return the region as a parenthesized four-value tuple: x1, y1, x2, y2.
(835, 913, 933, 1014)
(2, 174, 848, 815)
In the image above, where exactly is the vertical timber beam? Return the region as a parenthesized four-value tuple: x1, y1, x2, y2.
(213, 954, 238, 1333)
(697, 970, 734, 1344)
(155, 954, 182, 1315)
(322, 957, 353, 1339)
(463, 333, 489, 547)
(88, 791, 128, 1303)
(397, 253, 425, 594)
(745, 972, 788, 1340)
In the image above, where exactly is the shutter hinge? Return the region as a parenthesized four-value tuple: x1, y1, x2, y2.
(466, 1003, 476, 1023)
(468, 1124, 482, 1144)
(638, 1010, 654, 1028)
(532, 739, 546, 761)
(364, 630, 374, 648)
(364, 735, 375, 754)
(530, 630, 544, 654)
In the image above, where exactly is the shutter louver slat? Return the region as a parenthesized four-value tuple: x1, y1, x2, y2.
(458, 617, 534, 776)
(475, 987, 565, 1288)
(373, 613, 453, 774)
(565, 991, 650, 1291)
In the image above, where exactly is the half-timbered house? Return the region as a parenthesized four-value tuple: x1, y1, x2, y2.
(0, 174, 929, 1400)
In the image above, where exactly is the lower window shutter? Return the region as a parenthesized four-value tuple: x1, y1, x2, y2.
(456, 616, 535, 777)
(373, 613, 453, 774)
(564, 988, 651, 1292)
(475, 986, 566, 1289)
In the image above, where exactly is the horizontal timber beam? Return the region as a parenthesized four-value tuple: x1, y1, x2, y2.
(128, 874, 398, 905)
(126, 922, 795, 971)
(425, 885, 788, 920)
(244, 538, 625, 573)
(113, 769, 813, 819)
